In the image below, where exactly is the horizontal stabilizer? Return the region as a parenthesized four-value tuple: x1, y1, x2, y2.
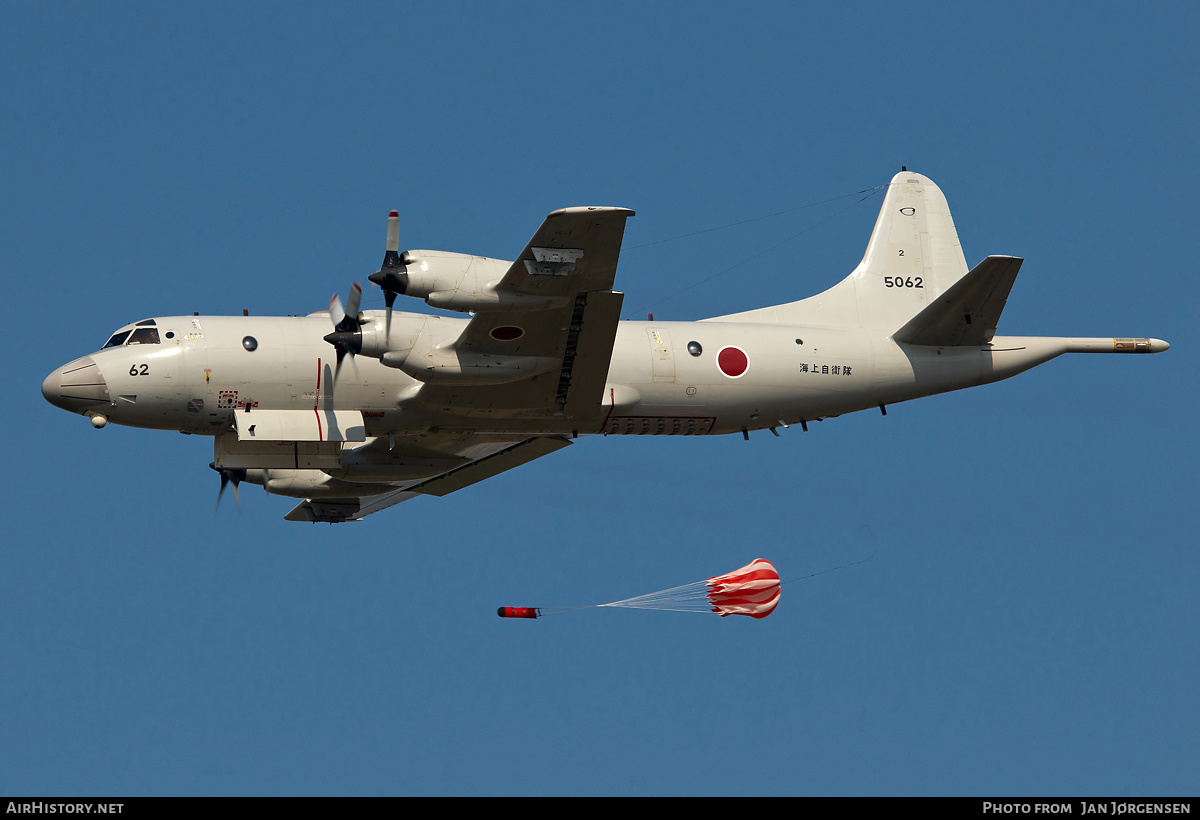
(893, 255, 1023, 346)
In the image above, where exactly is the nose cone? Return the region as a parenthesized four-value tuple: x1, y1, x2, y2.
(42, 356, 110, 413)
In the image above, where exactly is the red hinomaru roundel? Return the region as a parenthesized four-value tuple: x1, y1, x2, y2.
(717, 345, 749, 378)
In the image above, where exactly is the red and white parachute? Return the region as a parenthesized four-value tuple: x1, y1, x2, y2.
(704, 559, 782, 618)
(499, 558, 781, 620)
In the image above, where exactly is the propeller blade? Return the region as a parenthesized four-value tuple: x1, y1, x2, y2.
(344, 281, 362, 323)
(211, 463, 244, 514)
(386, 210, 400, 255)
(384, 290, 397, 339)
(328, 294, 346, 329)
(369, 209, 406, 341)
(334, 347, 347, 383)
(333, 346, 361, 386)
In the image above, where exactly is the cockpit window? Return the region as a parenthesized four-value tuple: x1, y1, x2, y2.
(127, 327, 160, 345)
(103, 330, 131, 348)
(135, 319, 157, 326)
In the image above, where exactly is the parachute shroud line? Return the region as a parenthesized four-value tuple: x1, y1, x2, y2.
(499, 552, 874, 621)
(519, 559, 783, 620)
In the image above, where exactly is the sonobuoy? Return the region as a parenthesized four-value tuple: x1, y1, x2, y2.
(497, 607, 540, 619)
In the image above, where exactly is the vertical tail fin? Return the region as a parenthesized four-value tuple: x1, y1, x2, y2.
(709, 171, 975, 333)
(849, 171, 969, 329)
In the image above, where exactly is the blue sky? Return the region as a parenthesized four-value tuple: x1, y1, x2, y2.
(3, 2, 1197, 796)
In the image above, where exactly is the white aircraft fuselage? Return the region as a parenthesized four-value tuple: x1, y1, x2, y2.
(42, 171, 1169, 521)
(44, 314, 1148, 436)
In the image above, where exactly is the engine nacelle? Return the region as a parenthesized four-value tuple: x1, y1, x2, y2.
(344, 313, 557, 384)
(395, 250, 568, 312)
(261, 468, 398, 499)
(398, 349, 560, 385)
(402, 250, 500, 304)
(350, 312, 423, 360)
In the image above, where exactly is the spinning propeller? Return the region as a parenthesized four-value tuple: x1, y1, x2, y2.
(210, 463, 247, 513)
(322, 210, 403, 381)
(368, 210, 405, 338)
(323, 281, 363, 383)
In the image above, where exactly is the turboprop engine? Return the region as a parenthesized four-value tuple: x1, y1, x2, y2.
(367, 212, 570, 314)
(374, 249, 570, 312)
(381, 250, 513, 311)
(323, 211, 569, 387)
(327, 311, 558, 386)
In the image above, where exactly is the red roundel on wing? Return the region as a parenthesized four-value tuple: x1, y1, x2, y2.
(490, 325, 524, 341)
(717, 346, 748, 378)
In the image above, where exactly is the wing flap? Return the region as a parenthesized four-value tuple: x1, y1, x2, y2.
(407, 436, 572, 497)
(281, 436, 572, 522)
(560, 290, 624, 416)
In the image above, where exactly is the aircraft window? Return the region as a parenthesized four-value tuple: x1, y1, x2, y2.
(103, 330, 131, 348)
(687, 341, 702, 356)
(127, 327, 161, 345)
(135, 319, 157, 326)
(242, 336, 258, 351)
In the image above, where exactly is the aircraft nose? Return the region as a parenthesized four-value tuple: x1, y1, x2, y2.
(42, 356, 110, 413)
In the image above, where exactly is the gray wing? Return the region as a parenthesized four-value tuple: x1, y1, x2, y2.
(283, 436, 572, 522)
(414, 207, 633, 422)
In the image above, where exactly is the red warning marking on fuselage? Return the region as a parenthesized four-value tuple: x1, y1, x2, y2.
(717, 346, 749, 378)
